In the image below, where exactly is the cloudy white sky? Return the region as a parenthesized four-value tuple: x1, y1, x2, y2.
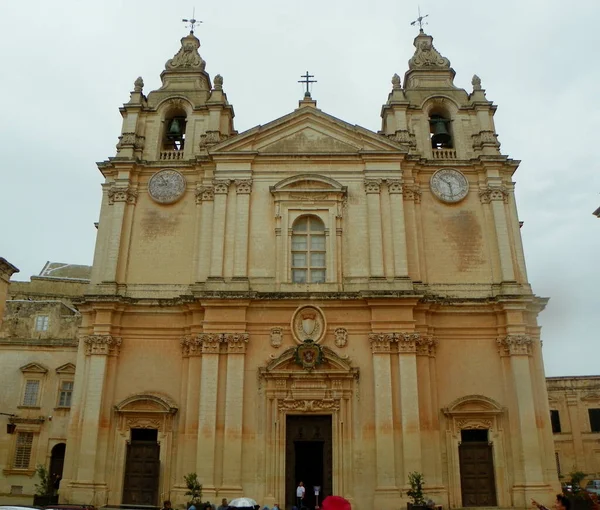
(1, 1, 598, 377)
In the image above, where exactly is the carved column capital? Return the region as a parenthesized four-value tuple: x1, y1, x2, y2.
(108, 185, 138, 205)
(472, 130, 500, 150)
(116, 132, 145, 151)
(81, 334, 122, 356)
(402, 185, 422, 203)
(364, 179, 382, 194)
(234, 179, 253, 194)
(212, 179, 231, 194)
(369, 333, 391, 353)
(416, 335, 438, 356)
(195, 184, 214, 204)
(497, 334, 533, 356)
(222, 332, 249, 353)
(181, 335, 202, 357)
(397, 332, 420, 353)
(479, 186, 509, 204)
(197, 333, 221, 353)
(387, 179, 404, 194)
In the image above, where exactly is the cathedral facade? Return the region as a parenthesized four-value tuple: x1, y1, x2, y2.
(42, 28, 559, 509)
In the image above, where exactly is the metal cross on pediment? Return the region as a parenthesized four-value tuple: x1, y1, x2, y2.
(182, 8, 202, 34)
(410, 7, 429, 31)
(298, 71, 317, 98)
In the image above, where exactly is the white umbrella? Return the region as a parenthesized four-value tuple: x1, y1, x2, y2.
(228, 498, 258, 508)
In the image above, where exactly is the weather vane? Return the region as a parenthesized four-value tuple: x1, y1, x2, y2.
(410, 7, 429, 32)
(182, 8, 202, 34)
(298, 71, 317, 98)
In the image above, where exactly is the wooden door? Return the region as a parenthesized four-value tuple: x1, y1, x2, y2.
(122, 441, 160, 505)
(459, 442, 497, 507)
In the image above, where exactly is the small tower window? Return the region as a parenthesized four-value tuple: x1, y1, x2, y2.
(163, 113, 187, 151)
(429, 113, 453, 149)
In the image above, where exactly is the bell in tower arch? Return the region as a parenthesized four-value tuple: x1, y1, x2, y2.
(167, 118, 183, 138)
(429, 115, 452, 149)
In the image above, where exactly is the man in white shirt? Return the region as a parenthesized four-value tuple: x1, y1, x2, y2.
(296, 481, 306, 509)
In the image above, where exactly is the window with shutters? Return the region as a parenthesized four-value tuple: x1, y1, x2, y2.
(22, 380, 40, 407)
(13, 432, 33, 469)
(291, 216, 326, 284)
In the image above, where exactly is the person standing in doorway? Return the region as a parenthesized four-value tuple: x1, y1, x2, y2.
(296, 481, 306, 509)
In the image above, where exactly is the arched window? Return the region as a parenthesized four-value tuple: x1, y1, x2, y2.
(291, 216, 326, 283)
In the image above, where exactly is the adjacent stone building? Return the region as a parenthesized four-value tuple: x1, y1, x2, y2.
(1, 26, 587, 509)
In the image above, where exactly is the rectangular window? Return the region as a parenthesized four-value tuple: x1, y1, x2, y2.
(13, 432, 33, 469)
(35, 315, 49, 331)
(589, 408, 600, 432)
(550, 410, 562, 433)
(22, 380, 40, 407)
(58, 381, 74, 407)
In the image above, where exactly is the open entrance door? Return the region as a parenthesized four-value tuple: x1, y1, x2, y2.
(122, 428, 160, 505)
(459, 429, 497, 507)
(286, 415, 332, 510)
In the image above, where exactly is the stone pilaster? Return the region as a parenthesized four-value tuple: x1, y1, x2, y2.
(233, 179, 252, 279)
(195, 185, 214, 282)
(402, 184, 422, 281)
(387, 180, 409, 278)
(369, 333, 397, 506)
(209, 180, 231, 279)
(364, 179, 385, 278)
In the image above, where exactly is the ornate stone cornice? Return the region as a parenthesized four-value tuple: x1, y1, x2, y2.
(479, 186, 509, 204)
(278, 398, 340, 413)
(182, 333, 249, 355)
(473, 130, 500, 150)
(81, 335, 122, 356)
(195, 184, 214, 204)
(213, 179, 231, 195)
(235, 179, 253, 194)
(364, 179, 382, 194)
(116, 132, 145, 151)
(497, 334, 533, 356)
(387, 179, 403, 194)
(108, 185, 138, 205)
(402, 185, 422, 203)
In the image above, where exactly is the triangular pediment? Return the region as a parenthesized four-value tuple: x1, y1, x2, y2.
(55, 363, 76, 374)
(211, 107, 405, 155)
(20, 362, 48, 374)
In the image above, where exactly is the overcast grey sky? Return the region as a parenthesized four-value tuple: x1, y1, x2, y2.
(1, 1, 598, 377)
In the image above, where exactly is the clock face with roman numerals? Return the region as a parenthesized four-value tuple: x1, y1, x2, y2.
(148, 169, 186, 204)
(430, 168, 469, 203)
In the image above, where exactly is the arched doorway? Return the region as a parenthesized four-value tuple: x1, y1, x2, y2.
(50, 443, 66, 483)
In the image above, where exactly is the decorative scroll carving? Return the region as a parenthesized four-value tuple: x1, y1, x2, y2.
(334, 328, 348, 348)
(165, 33, 206, 70)
(270, 327, 283, 348)
(212, 179, 231, 194)
(497, 334, 533, 356)
(223, 333, 249, 353)
(397, 332, 420, 353)
(364, 179, 382, 194)
(82, 335, 122, 356)
(387, 179, 403, 194)
(195, 184, 214, 204)
(370, 332, 426, 353)
(108, 185, 138, 205)
(278, 398, 340, 413)
(126, 417, 161, 430)
(479, 186, 509, 204)
(473, 130, 501, 150)
(402, 185, 422, 203)
(182, 333, 250, 355)
(457, 418, 493, 430)
(388, 129, 417, 150)
(116, 132, 145, 151)
(409, 32, 451, 69)
(235, 179, 253, 194)
(199, 130, 226, 148)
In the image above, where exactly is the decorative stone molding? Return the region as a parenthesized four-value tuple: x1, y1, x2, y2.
(116, 132, 145, 151)
(397, 332, 420, 353)
(479, 186, 509, 204)
(270, 327, 283, 348)
(222, 333, 249, 353)
(82, 335, 122, 356)
(195, 184, 214, 204)
(278, 398, 340, 413)
(370, 332, 427, 354)
(497, 334, 533, 356)
(473, 130, 500, 150)
(364, 179, 382, 194)
(291, 305, 326, 344)
(402, 185, 422, 203)
(388, 129, 416, 149)
(212, 179, 231, 195)
(387, 179, 403, 194)
(181, 335, 200, 357)
(165, 32, 206, 70)
(456, 418, 493, 430)
(182, 333, 250, 355)
(235, 179, 253, 194)
(409, 32, 451, 69)
(126, 417, 161, 430)
(108, 185, 138, 205)
(334, 328, 348, 348)
(369, 333, 391, 353)
(199, 130, 226, 148)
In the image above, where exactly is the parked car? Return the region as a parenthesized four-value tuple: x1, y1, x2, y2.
(586, 480, 600, 496)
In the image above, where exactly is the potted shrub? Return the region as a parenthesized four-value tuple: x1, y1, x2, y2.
(33, 464, 59, 506)
(184, 472, 203, 509)
(407, 471, 427, 510)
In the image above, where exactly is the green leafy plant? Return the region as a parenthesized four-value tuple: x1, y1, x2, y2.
(184, 472, 203, 505)
(566, 470, 588, 499)
(34, 464, 54, 496)
(407, 471, 426, 506)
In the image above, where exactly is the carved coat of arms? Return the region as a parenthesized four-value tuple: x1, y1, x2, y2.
(291, 305, 326, 344)
(294, 339, 323, 371)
